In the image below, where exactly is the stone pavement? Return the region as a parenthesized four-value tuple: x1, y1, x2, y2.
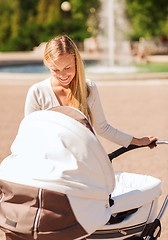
(0, 79, 168, 239)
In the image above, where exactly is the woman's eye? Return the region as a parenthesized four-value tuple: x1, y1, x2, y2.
(65, 67, 70, 70)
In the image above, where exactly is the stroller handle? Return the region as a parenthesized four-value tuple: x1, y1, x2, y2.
(108, 140, 160, 162)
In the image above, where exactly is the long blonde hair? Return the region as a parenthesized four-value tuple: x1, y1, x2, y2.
(44, 35, 92, 124)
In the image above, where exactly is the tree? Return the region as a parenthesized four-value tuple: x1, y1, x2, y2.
(36, 0, 61, 25)
(126, 0, 168, 40)
(70, 0, 101, 38)
(0, 0, 101, 51)
(0, 0, 13, 45)
(10, 0, 22, 38)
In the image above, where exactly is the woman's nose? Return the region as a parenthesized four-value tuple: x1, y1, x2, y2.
(59, 70, 66, 77)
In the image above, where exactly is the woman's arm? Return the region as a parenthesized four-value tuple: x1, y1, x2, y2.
(24, 86, 42, 116)
(88, 81, 133, 147)
(88, 81, 157, 148)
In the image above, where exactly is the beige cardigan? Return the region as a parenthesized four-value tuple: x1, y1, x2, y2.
(24, 78, 133, 147)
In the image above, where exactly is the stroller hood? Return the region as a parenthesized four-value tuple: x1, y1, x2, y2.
(0, 107, 115, 234)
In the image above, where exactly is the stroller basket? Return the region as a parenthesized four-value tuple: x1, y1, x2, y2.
(87, 171, 161, 240)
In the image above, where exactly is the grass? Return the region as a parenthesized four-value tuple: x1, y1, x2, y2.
(135, 63, 168, 73)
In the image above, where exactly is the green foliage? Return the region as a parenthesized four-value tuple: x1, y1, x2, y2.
(0, 0, 13, 44)
(126, 0, 168, 40)
(0, 0, 101, 51)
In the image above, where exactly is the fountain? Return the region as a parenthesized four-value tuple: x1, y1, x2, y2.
(107, 0, 115, 67)
(86, 0, 138, 74)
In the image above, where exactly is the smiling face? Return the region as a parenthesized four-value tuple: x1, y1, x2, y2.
(48, 54, 76, 88)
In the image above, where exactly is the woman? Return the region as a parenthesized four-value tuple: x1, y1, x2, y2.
(24, 35, 157, 147)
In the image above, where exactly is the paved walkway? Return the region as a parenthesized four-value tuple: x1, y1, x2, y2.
(0, 80, 168, 239)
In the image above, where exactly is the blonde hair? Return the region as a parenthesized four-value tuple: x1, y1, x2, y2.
(44, 35, 92, 124)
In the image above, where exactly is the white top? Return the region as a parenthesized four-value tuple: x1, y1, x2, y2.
(24, 78, 133, 147)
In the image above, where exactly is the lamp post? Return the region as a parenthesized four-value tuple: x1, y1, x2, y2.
(61, 1, 71, 12)
(61, 1, 71, 33)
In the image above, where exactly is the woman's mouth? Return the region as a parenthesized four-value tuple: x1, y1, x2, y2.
(60, 77, 69, 81)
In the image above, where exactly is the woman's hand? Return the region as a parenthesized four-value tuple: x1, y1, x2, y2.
(131, 136, 158, 149)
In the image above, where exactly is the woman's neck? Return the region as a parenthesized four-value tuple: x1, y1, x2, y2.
(50, 77, 70, 106)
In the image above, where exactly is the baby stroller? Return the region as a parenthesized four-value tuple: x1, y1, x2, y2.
(88, 142, 168, 240)
(0, 106, 167, 240)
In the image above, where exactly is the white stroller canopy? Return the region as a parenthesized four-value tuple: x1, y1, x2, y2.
(0, 107, 115, 195)
(0, 107, 115, 234)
